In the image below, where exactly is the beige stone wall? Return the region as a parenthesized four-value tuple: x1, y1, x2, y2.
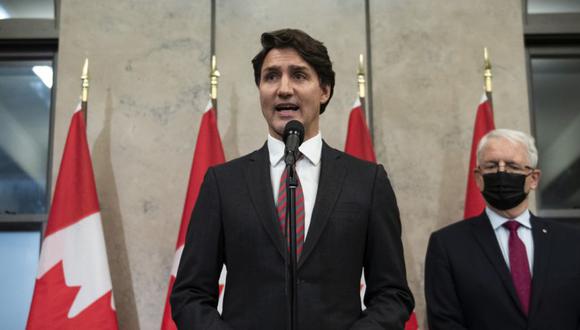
(54, 0, 529, 328)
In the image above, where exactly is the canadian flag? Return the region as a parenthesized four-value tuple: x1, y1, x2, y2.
(345, 98, 376, 162)
(26, 105, 118, 329)
(161, 101, 226, 330)
(463, 93, 494, 219)
(344, 98, 419, 330)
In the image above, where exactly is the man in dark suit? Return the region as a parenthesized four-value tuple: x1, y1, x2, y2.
(171, 28, 414, 329)
(425, 128, 580, 329)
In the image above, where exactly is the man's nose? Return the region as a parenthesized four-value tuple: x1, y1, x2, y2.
(277, 76, 293, 97)
(497, 161, 507, 172)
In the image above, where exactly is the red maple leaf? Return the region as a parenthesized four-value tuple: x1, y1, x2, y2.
(27, 261, 118, 329)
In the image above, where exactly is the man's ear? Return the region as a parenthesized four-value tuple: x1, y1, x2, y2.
(320, 84, 330, 104)
(528, 169, 542, 191)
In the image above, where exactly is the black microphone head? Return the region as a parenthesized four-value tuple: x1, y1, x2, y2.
(283, 120, 305, 145)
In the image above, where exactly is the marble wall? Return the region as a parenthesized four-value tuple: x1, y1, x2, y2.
(54, 0, 529, 328)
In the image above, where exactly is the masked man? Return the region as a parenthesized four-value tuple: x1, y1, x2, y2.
(425, 128, 580, 329)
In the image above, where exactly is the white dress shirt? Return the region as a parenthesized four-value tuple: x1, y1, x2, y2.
(486, 207, 534, 275)
(268, 132, 322, 241)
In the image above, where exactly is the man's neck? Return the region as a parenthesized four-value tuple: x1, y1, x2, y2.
(269, 126, 319, 142)
(268, 131, 321, 143)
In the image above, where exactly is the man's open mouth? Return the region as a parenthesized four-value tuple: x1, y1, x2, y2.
(275, 103, 299, 111)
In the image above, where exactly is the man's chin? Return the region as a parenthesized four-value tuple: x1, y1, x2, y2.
(275, 117, 301, 127)
(270, 117, 304, 139)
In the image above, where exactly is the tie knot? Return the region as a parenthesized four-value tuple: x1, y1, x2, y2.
(503, 220, 521, 232)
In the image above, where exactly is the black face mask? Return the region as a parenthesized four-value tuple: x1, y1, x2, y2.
(482, 172, 529, 210)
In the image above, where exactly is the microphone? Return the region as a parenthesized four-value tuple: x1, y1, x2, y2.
(283, 120, 305, 165)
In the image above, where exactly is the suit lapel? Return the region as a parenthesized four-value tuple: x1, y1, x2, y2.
(245, 143, 287, 260)
(470, 214, 525, 315)
(529, 215, 552, 318)
(298, 142, 346, 269)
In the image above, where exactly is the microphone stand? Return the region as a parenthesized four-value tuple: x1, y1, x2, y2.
(284, 151, 299, 330)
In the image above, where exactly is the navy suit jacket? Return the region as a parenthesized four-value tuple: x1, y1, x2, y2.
(171, 142, 414, 330)
(425, 212, 580, 329)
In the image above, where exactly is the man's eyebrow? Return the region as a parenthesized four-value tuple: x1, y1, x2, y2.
(262, 65, 281, 72)
(288, 64, 309, 71)
(262, 64, 310, 72)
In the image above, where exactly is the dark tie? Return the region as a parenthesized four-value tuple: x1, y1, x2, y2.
(277, 166, 305, 258)
(503, 220, 532, 315)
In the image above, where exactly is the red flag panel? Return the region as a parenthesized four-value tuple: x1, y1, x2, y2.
(463, 95, 495, 219)
(45, 111, 99, 236)
(27, 262, 117, 330)
(345, 100, 376, 163)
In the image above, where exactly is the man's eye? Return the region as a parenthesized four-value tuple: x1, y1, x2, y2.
(294, 72, 307, 80)
(263, 73, 278, 81)
(506, 163, 523, 171)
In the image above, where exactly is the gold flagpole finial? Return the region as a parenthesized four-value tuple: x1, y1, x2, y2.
(210, 55, 220, 103)
(483, 47, 492, 93)
(81, 58, 89, 103)
(357, 54, 366, 99)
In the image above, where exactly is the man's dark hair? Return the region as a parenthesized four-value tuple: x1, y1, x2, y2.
(251, 28, 335, 114)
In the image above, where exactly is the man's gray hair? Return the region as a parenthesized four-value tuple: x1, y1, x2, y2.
(476, 128, 539, 168)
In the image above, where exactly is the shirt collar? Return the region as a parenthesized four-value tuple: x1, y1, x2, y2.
(267, 132, 322, 167)
(486, 207, 532, 230)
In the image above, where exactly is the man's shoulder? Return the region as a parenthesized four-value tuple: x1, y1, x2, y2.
(431, 214, 486, 240)
(426, 215, 489, 260)
(211, 145, 267, 173)
(323, 142, 380, 170)
(533, 215, 580, 239)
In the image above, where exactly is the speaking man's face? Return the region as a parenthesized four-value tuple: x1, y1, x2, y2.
(258, 48, 330, 141)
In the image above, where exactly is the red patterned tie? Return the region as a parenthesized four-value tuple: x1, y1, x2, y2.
(276, 166, 305, 258)
(503, 220, 532, 315)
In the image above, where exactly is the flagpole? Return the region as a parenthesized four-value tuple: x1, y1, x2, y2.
(364, 0, 374, 144)
(357, 54, 367, 120)
(210, 0, 216, 65)
(483, 47, 493, 109)
(209, 0, 218, 111)
(81, 58, 89, 127)
(210, 55, 220, 110)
